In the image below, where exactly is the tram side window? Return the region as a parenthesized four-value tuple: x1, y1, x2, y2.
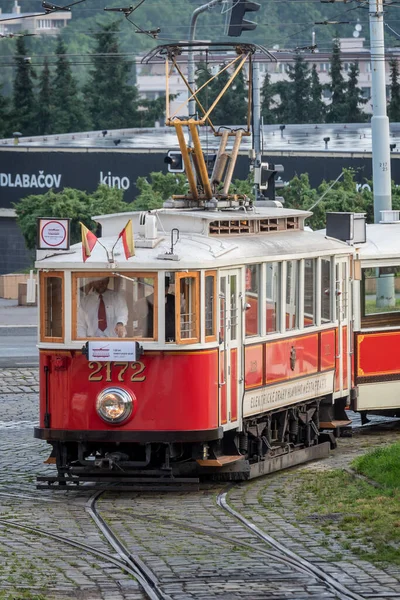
(205, 271, 217, 341)
(176, 273, 200, 343)
(304, 259, 315, 327)
(41, 273, 63, 341)
(245, 264, 260, 337)
(321, 258, 332, 323)
(361, 266, 400, 326)
(74, 273, 157, 340)
(266, 262, 280, 334)
(286, 260, 298, 331)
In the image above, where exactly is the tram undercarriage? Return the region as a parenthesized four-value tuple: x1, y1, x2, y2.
(36, 398, 339, 487)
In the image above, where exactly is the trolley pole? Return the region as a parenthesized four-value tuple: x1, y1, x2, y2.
(369, 0, 392, 222)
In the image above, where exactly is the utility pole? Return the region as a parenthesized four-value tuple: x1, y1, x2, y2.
(188, 0, 223, 123)
(252, 60, 262, 203)
(369, 0, 392, 223)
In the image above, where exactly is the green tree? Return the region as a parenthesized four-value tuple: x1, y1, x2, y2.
(272, 80, 291, 123)
(36, 58, 53, 135)
(287, 53, 311, 124)
(326, 38, 347, 123)
(14, 185, 130, 250)
(308, 64, 325, 123)
(195, 63, 247, 125)
(131, 172, 188, 210)
(52, 38, 90, 134)
(12, 37, 37, 136)
(0, 84, 10, 137)
(85, 21, 140, 130)
(261, 71, 275, 124)
(388, 59, 400, 122)
(344, 63, 368, 122)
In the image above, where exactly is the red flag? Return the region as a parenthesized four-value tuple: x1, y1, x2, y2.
(80, 222, 98, 262)
(118, 219, 135, 259)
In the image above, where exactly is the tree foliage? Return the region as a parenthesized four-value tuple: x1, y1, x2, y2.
(84, 21, 140, 130)
(131, 172, 188, 210)
(12, 37, 37, 135)
(52, 38, 90, 134)
(14, 185, 130, 250)
(388, 59, 400, 122)
(260, 71, 275, 124)
(308, 64, 325, 123)
(344, 63, 368, 123)
(326, 38, 347, 123)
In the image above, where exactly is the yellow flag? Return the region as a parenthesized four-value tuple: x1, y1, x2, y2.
(80, 222, 98, 262)
(118, 220, 135, 259)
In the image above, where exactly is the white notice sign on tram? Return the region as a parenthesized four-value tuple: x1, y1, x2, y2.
(37, 218, 70, 250)
(243, 371, 335, 417)
(88, 341, 138, 362)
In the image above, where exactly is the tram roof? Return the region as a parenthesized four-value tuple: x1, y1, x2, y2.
(356, 223, 400, 261)
(36, 207, 352, 270)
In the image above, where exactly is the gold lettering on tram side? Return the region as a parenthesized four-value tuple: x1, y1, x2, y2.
(130, 361, 146, 382)
(88, 361, 102, 381)
(87, 361, 146, 382)
(114, 362, 129, 382)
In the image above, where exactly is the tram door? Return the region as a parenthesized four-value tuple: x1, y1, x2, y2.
(219, 270, 242, 430)
(335, 258, 351, 397)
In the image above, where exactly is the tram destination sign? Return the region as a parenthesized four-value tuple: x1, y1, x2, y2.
(243, 371, 335, 416)
(87, 341, 139, 362)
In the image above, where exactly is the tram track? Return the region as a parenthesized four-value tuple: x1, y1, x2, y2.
(217, 490, 365, 600)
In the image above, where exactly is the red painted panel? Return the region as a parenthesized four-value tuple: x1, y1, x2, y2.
(244, 345, 263, 389)
(320, 329, 336, 371)
(231, 348, 238, 422)
(265, 334, 318, 384)
(39, 349, 219, 432)
(356, 330, 400, 379)
(220, 350, 227, 424)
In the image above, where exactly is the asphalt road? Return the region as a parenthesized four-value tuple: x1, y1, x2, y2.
(0, 327, 38, 368)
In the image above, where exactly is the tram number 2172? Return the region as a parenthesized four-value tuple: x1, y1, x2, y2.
(88, 361, 146, 383)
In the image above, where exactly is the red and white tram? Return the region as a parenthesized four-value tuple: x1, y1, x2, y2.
(34, 207, 355, 484)
(351, 213, 400, 422)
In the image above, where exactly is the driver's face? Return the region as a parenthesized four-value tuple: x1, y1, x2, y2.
(92, 278, 109, 294)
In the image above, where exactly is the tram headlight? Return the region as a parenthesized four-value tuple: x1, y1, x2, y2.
(96, 388, 133, 424)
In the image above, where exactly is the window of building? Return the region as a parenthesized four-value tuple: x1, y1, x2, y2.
(323, 88, 332, 100)
(361, 266, 400, 327)
(321, 258, 332, 323)
(205, 271, 217, 341)
(40, 272, 63, 341)
(320, 63, 331, 72)
(286, 260, 298, 331)
(361, 87, 371, 100)
(73, 272, 157, 341)
(304, 258, 316, 327)
(176, 272, 200, 343)
(266, 261, 280, 334)
(245, 264, 260, 337)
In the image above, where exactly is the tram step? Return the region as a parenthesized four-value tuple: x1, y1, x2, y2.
(319, 419, 352, 430)
(196, 455, 243, 467)
(37, 475, 199, 484)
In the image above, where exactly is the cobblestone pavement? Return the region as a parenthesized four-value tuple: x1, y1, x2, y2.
(0, 368, 399, 600)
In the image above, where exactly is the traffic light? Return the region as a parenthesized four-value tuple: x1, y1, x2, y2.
(164, 151, 184, 173)
(227, 0, 260, 37)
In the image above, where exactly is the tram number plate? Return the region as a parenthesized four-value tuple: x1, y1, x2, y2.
(88, 361, 146, 383)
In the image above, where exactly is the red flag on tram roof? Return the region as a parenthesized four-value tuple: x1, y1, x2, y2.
(118, 219, 135, 259)
(80, 222, 98, 262)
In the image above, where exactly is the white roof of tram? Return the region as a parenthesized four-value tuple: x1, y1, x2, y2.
(35, 207, 353, 270)
(355, 223, 400, 262)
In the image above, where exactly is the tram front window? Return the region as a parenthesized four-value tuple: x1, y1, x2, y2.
(74, 273, 157, 340)
(41, 273, 63, 341)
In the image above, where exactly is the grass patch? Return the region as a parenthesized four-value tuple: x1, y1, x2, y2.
(352, 442, 400, 490)
(290, 445, 400, 566)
